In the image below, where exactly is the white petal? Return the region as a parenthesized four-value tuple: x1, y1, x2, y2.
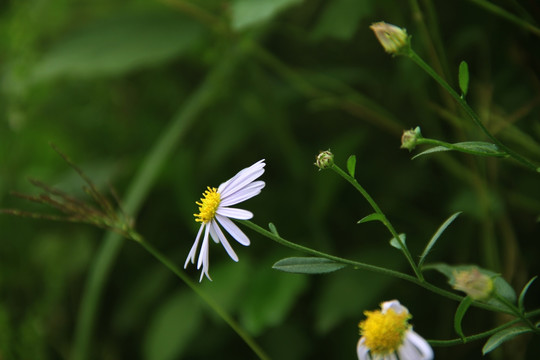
(218, 160, 265, 198)
(401, 330, 433, 360)
(381, 300, 408, 315)
(197, 225, 211, 270)
(184, 224, 205, 268)
(220, 180, 265, 206)
(210, 220, 239, 262)
(356, 338, 371, 360)
(216, 207, 253, 220)
(216, 214, 250, 246)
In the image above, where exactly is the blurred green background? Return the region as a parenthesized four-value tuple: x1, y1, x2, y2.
(1, 0, 540, 359)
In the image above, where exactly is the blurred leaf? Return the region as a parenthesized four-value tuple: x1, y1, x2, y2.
(240, 269, 308, 335)
(231, 0, 303, 30)
(389, 233, 406, 250)
(482, 326, 532, 355)
(418, 212, 462, 268)
(413, 142, 506, 159)
(458, 61, 469, 97)
(273, 257, 347, 274)
(268, 222, 280, 236)
(357, 213, 384, 224)
(311, 0, 372, 41)
(143, 291, 203, 360)
(518, 276, 537, 312)
(454, 296, 472, 340)
(33, 11, 205, 80)
(347, 154, 356, 177)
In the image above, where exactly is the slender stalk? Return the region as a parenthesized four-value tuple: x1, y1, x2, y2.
(407, 49, 539, 172)
(72, 50, 243, 360)
(330, 165, 425, 281)
(138, 238, 270, 360)
(240, 220, 508, 314)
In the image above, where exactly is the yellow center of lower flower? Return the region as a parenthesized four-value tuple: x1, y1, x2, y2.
(194, 187, 221, 223)
(359, 309, 410, 355)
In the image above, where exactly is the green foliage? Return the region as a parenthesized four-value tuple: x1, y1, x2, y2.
(482, 326, 533, 355)
(273, 257, 347, 274)
(412, 141, 507, 159)
(418, 212, 461, 268)
(458, 60, 469, 97)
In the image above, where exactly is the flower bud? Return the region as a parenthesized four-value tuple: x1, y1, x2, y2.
(400, 127, 422, 151)
(370, 22, 409, 55)
(315, 150, 334, 170)
(452, 268, 494, 300)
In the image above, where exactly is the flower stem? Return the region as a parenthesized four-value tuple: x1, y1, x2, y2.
(329, 164, 425, 281)
(406, 49, 539, 172)
(137, 237, 271, 360)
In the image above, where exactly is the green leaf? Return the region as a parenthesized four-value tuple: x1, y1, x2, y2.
(412, 142, 506, 159)
(418, 212, 462, 268)
(347, 155, 356, 178)
(458, 61, 469, 97)
(231, 0, 303, 30)
(389, 234, 407, 250)
(143, 291, 203, 360)
(33, 11, 204, 80)
(518, 276, 537, 313)
(273, 257, 347, 274)
(311, 0, 373, 41)
(357, 213, 384, 224)
(268, 222, 280, 236)
(482, 326, 532, 354)
(454, 296, 472, 341)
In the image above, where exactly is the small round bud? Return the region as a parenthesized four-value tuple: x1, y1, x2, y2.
(452, 268, 494, 300)
(315, 150, 334, 170)
(400, 126, 422, 151)
(370, 22, 409, 55)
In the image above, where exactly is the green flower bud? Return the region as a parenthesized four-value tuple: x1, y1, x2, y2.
(315, 150, 334, 170)
(370, 22, 409, 55)
(400, 127, 422, 151)
(452, 268, 494, 300)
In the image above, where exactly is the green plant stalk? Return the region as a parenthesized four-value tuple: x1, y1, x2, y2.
(493, 293, 540, 335)
(330, 165, 425, 281)
(406, 49, 539, 172)
(466, 0, 540, 38)
(137, 236, 270, 360)
(72, 50, 243, 360)
(416, 138, 507, 157)
(240, 220, 509, 314)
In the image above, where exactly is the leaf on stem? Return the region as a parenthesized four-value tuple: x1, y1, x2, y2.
(454, 296, 472, 341)
(272, 257, 347, 274)
(268, 222, 280, 236)
(418, 212, 462, 268)
(389, 234, 407, 251)
(357, 213, 384, 224)
(412, 142, 507, 159)
(458, 61, 469, 97)
(482, 326, 532, 355)
(347, 155, 356, 178)
(518, 276, 537, 313)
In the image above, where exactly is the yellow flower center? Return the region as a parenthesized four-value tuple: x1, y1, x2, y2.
(194, 187, 221, 223)
(359, 309, 410, 355)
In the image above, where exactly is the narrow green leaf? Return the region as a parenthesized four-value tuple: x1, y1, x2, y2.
(412, 142, 506, 160)
(347, 155, 356, 178)
(454, 296, 472, 341)
(459, 61, 469, 97)
(518, 276, 537, 313)
(482, 326, 532, 355)
(231, 0, 303, 30)
(273, 257, 347, 274)
(418, 212, 462, 268)
(268, 222, 280, 236)
(389, 234, 407, 250)
(357, 213, 384, 224)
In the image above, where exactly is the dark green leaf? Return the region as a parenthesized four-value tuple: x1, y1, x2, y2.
(231, 0, 303, 30)
(454, 296, 472, 341)
(459, 61, 469, 97)
(273, 257, 347, 274)
(482, 326, 532, 354)
(412, 142, 506, 159)
(418, 212, 462, 268)
(33, 11, 205, 80)
(389, 234, 407, 250)
(357, 213, 384, 224)
(311, 0, 373, 41)
(347, 155, 356, 178)
(518, 276, 537, 312)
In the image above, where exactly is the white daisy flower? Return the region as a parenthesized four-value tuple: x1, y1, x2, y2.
(357, 300, 433, 360)
(184, 159, 265, 281)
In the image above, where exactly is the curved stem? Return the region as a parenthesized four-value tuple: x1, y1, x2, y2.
(330, 165, 425, 281)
